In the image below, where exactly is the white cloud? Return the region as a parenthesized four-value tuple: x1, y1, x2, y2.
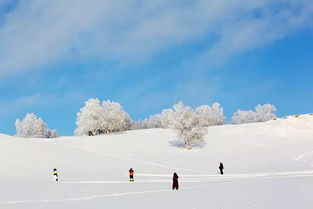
(0, 0, 312, 76)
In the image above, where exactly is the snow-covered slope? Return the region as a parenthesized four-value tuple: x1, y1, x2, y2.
(1, 114, 313, 209)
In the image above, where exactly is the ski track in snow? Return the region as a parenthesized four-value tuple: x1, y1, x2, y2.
(2, 145, 313, 206)
(64, 144, 313, 184)
(294, 151, 313, 166)
(2, 170, 313, 206)
(67, 144, 208, 174)
(0, 186, 206, 205)
(61, 170, 313, 184)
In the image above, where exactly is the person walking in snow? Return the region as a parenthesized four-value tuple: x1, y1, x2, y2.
(52, 168, 59, 182)
(172, 173, 179, 190)
(219, 162, 224, 175)
(129, 168, 134, 182)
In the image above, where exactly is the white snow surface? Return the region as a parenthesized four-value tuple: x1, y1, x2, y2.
(1, 114, 313, 209)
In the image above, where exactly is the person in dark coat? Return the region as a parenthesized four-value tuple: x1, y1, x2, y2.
(129, 168, 134, 182)
(219, 162, 224, 175)
(172, 173, 179, 190)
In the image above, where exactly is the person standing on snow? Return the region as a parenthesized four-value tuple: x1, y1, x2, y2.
(219, 162, 224, 175)
(52, 168, 59, 182)
(172, 173, 179, 190)
(129, 168, 134, 182)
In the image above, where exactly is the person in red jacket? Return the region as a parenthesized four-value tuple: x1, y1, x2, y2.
(172, 173, 179, 190)
(129, 168, 134, 182)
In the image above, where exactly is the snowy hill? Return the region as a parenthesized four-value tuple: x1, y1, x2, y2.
(1, 114, 313, 209)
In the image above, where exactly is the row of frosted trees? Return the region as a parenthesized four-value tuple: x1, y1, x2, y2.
(15, 98, 277, 147)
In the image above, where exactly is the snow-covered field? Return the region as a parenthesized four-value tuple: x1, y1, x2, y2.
(1, 114, 313, 209)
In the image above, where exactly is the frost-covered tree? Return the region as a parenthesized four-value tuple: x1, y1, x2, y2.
(144, 114, 163, 128)
(45, 129, 58, 138)
(75, 98, 104, 136)
(132, 114, 163, 129)
(169, 102, 207, 150)
(196, 103, 226, 127)
(159, 109, 175, 128)
(255, 104, 277, 122)
(75, 98, 131, 136)
(15, 113, 57, 138)
(131, 121, 144, 130)
(232, 104, 277, 124)
(232, 110, 257, 124)
(101, 101, 131, 133)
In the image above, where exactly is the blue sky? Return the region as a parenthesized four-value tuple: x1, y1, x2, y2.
(0, 0, 313, 136)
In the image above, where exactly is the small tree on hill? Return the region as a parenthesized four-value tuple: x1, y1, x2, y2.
(75, 98, 132, 136)
(132, 114, 163, 129)
(255, 104, 277, 122)
(232, 104, 277, 124)
(101, 101, 131, 133)
(75, 98, 104, 136)
(232, 110, 257, 124)
(170, 102, 207, 150)
(15, 113, 57, 138)
(159, 109, 174, 128)
(196, 103, 226, 127)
